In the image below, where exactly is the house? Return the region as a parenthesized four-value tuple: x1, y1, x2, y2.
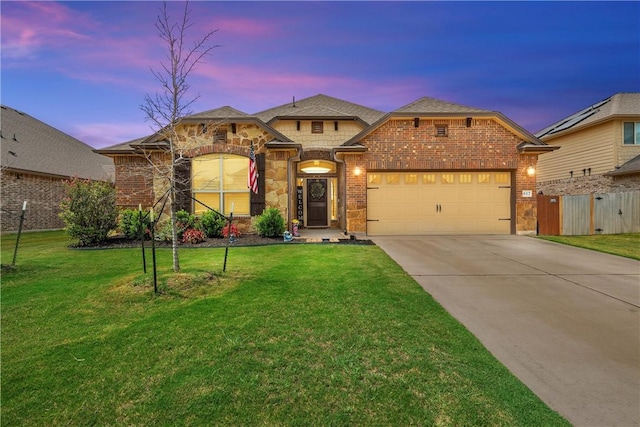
(96, 94, 556, 236)
(1, 105, 115, 232)
(535, 92, 640, 195)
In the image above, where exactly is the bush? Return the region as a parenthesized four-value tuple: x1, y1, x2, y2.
(200, 210, 226, 238)
(119, 209, 152, 240)
(181, 228, 206, 244)
(222, 223, 240, 239)
(254, 207, 286, 238)
(59, 177, 118, 246)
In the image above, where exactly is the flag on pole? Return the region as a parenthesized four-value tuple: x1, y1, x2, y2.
(248, 142, 258, 194)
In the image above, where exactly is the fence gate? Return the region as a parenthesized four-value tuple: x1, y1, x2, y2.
(594, 192, 640, 234)
(537, 195, 561, 235)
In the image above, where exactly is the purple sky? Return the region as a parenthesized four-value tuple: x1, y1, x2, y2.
(2, 1, 639, 149)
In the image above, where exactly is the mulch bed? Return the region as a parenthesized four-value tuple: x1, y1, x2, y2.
(71, 234, 374, 249)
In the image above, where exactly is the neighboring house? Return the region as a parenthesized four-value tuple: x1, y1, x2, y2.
(1, 105, 115, 232)
(535, 92, 640, 195)
(96, 94, 556, 236)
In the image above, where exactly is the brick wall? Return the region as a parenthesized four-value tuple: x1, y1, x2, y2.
(1, 170, 67, 232)
(112, 155, 155, 210)
(344, 118, 539, 234)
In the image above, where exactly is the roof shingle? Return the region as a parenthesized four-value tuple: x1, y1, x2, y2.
(1, 105, 114, 181)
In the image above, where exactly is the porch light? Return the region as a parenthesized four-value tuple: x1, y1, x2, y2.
(301, 166, 331, 174)
(300, 160, 332, 174)
(354, 166, 362, 176)
(527, 165, 536, 176)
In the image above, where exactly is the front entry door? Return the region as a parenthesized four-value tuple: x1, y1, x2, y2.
(307, 179, 328, 227)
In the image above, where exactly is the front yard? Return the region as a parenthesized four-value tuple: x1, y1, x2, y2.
(537, 233, 640, 260)
(1, 231, 568, 425)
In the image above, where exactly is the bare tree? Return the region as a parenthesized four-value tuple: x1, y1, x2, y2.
(141, 1, 219, 272)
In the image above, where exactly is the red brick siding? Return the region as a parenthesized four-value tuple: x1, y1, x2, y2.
(345, 118, 539, 234)
(112, 155, 155, 210)
(1, 170, 67, 231)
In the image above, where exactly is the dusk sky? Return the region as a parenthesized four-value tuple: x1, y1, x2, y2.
(2, 1, 639, 149)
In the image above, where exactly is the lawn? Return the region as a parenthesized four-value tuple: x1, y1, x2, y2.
(1, 231, 568, 426)
(537, 233, 640, 260)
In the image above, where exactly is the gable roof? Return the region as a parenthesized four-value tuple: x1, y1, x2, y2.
(254, 94, 386, 126)
(1, 105, 114, 181)
(392, 96, 491, 115)
(343, 97, 552, 152)
(536, 93, 640, 139)
(184, 106, 249, 120)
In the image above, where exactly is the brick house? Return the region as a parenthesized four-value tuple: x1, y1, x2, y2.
(1, 105, 114, 232)
(535, 92, 640, 195)
(97, 94, 556, 236)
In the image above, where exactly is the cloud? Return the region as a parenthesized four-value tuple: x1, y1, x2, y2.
(71, 121, 154, 149)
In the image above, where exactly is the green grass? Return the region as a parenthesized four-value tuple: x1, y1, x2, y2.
(1, 231, 568, 426)
(537, 233, 640, 260)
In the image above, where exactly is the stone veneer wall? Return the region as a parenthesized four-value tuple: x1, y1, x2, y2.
(345, 118, 540, 234)
(1, 170, 67, 232)
(111, 123, 286, 233)
(538, 174, 640, 196)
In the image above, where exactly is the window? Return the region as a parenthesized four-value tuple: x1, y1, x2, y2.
(495, 172, 510, 184)
(435, 125, 448, 137)
(368, 174, 381, 185)
(459, 173, 472, 183)
(386, 174, 400, 184)
(441, 173, 454, 184)
(312, 121, 324, 134)
(192, 154, 250, 215)
(478, 173, 491, 184)
(422, 173, 436, 184)
(405, 174, 418, 184)
(623, 122, 640, 145)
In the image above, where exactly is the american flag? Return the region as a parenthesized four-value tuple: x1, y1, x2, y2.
(248, 142, 258, 194)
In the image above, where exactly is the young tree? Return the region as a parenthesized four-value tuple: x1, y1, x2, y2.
(141, 1, 218, 271)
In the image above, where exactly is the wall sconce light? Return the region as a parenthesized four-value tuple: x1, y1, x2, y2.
(354, 166, 362, 176)
(231, 123, 237, 134)
(414, 118, 420, 128)
(466, 117, 472, 127)
(526, 165, 536, 177)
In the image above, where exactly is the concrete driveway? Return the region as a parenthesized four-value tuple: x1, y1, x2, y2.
(371, 235, 639, 427)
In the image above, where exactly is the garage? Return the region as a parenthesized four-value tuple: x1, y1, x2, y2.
(366, 171, 512, 235)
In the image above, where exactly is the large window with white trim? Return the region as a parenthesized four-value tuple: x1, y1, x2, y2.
(192, 154, 249, 215)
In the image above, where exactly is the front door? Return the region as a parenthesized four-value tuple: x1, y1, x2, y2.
(307, 179, 328, 227)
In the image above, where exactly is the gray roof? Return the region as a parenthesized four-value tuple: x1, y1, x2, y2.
(254, 94, 386, 125)
(392, 97, 492, 114)
(536, 93, 640, 138)
(344, 96, 547, 148)
(184, 106, 249, 120)
(605, 154, 640, 177)
(1, 105, 114, 181)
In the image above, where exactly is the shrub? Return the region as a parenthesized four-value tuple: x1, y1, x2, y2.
(154, 219, 174, 242)
(176, 209, 196, 229)
(181, 228, 206, 244)
(222, 223, 240, 239)
(200, 210, 226, 238)
(59, 177, 118, 246)
(254, 207, 286, 238)
(119, 209, 152, 240)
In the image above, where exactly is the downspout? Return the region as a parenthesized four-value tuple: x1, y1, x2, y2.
(332, 149, 347, 235)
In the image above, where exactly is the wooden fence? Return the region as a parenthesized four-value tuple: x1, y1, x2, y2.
(537, 191, 640, 235)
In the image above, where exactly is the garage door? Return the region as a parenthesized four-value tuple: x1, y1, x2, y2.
(367, 171, 512, 235)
